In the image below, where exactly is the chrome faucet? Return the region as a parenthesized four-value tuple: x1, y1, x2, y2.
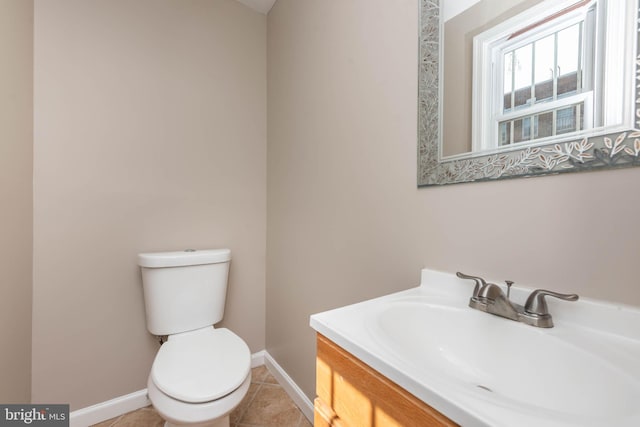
(456, 272, 579, 328)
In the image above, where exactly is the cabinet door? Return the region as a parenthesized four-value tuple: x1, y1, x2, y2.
(315, 334, 458, 427)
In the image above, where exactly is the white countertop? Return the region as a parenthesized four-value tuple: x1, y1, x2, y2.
(310, 268, 640, 427)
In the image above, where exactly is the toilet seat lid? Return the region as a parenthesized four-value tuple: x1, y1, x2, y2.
(151, 327, 250, 403)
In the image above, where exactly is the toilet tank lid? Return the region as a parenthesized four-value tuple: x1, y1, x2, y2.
(138, 249, 231, 268)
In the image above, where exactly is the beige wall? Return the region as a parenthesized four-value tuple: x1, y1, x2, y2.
(33, 0, 266, 409)
(442, 10, 472, 156)
(0, 0, 34, 404)
(266, 0, 640, 402)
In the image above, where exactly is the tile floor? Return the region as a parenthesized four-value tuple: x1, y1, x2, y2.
(92, 366, 312, 427)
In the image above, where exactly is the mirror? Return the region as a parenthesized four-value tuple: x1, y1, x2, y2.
(418, 0, 640, 186)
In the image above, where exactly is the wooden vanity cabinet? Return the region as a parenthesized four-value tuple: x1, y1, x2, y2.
(314, 334, 458, 427)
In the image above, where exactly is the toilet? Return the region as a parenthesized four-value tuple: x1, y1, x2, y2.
(138, 248, 251, 427)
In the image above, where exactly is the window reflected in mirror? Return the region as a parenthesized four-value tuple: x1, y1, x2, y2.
(442, 0, 632, 158)
(474, 0, 599, 152)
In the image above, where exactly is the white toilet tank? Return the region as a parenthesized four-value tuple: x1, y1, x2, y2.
(138, 249, 231, 336)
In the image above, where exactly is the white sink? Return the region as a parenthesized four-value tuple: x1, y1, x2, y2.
(310, 269, 640, 427)
(372, 298, 640, 419)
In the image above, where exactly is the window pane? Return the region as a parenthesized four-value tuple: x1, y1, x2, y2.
(557, 23, 580, 97)
(513, 117, 529, 143)
(535, 111, 554, 139)
(503, 52, 513, 112)
(513, 44, 533, 108)
(534, 34, 554, 103)
(556, 104, 580, 134)
(556, 108, 574, 134)
(499, 121, 511, 146)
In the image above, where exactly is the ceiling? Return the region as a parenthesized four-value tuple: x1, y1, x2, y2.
(234, 0, 277, 14)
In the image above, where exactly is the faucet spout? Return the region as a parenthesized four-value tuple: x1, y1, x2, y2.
(473, 283, 520, 321)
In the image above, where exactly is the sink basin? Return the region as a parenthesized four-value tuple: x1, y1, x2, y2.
(310, 269, 640, 427)
(370, 298, 640, 420)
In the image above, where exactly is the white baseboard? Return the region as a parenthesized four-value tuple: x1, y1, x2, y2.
(263, 352, 314, 423)
(69, 389, 150, 427)
(69, 350, 312, 426)
(251, 350, 266, 367)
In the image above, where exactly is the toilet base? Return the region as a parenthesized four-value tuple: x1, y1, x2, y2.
(164, 414, 229, 427)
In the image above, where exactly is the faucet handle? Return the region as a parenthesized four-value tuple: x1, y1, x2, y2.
(456, 272, 486, 298)
(524, 289, 579, 316)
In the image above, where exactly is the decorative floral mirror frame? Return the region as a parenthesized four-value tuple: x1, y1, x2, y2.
(418, 0, 640, 187)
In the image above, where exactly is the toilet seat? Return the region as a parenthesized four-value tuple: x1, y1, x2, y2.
(151, 327, 250, 403)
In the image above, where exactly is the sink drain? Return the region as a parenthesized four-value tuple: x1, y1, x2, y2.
(476, 384, 493, 392)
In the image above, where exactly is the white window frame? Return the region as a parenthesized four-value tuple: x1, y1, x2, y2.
(471, 0, 631, 153)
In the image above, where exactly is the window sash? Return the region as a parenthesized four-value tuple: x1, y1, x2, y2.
(471, 0, 602, 153)
(498, 21, 586, 115)
(496, 91, 592, 123)
(498, 100, 590, 146)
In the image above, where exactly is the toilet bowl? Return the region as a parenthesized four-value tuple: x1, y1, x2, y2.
(147, 327, 251, 427)
(138, 249, 251, 427)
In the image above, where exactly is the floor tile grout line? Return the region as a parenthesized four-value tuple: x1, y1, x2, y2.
(231, 366, 269, 427)
(233, 366, 284, 426)
(108, 414, 123, 427)
(233, 382, 263, 426)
